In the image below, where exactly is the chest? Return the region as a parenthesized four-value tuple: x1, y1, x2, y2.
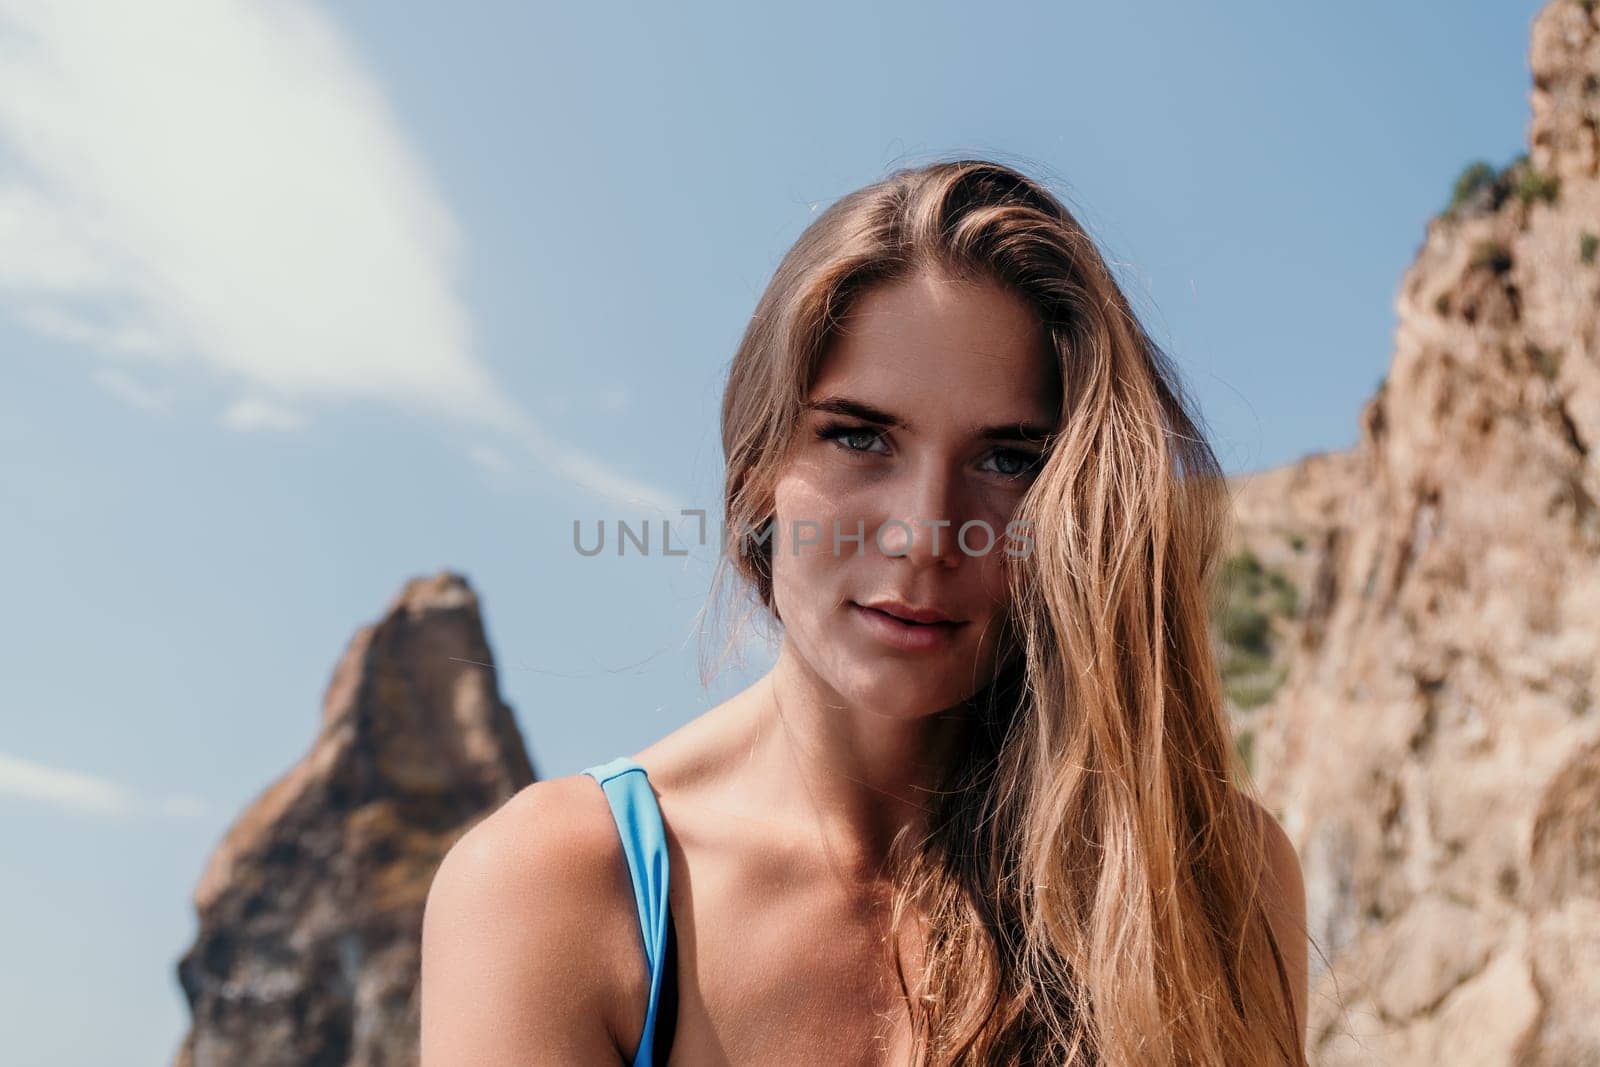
(663, 853, 919, 1065)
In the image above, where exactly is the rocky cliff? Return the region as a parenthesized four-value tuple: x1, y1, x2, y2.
(173, 573, 535, 1067)
(1228, 2, 1600, 1062)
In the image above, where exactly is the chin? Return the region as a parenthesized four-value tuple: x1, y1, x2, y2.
(840, 667, 965, 721)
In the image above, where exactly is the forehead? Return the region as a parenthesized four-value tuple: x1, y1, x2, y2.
(810, 271, 1059, 424)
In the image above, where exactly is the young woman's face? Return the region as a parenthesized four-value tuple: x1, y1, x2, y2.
(770, 269, 1060, 720)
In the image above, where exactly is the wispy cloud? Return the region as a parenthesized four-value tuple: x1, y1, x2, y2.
(92, 366, 173, 414)
(518, 418, 691, 515)
(24, 304, 176, 358)
(541, 388, 633, 417)
(468, 444, 513, 476)
(220, 397, 306, 433)
(0, 750, 209, 820)
(0, 0, 683, 514)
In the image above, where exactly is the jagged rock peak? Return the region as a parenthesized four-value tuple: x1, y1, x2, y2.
(173, 571, 535, 1067)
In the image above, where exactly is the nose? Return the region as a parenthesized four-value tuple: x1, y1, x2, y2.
(874, 460, 963, 569)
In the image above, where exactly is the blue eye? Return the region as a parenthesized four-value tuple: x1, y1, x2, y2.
(815, 420, 888, 455)
(983, 449, 1045, 478)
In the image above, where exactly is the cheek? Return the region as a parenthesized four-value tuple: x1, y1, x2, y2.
(770, 473, 859, 614)
(970, 556, 1008, 625)
(965, 494, 1024, 587)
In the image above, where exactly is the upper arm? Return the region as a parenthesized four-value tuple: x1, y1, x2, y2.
(419, 777, 636, 1066)
(1247, 799, 1309, 1055)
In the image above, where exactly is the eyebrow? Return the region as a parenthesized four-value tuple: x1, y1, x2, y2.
(804, 395, 1056, 444)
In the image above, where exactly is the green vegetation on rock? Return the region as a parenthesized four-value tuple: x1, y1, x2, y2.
(1445, 154, 1560, 218)
(1212, 547, 1298, 711)
(1447, 160, 1498, 213)
(1514, 162, 1561, 206)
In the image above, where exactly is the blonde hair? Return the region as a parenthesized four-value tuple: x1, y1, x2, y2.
(704, 158, 1304, 1065)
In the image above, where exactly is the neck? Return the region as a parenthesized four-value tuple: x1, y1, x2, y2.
(736, 640, 975, 882)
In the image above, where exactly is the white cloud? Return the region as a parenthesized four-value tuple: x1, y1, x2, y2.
(220, 396, 306, 432)
(0, 182, 110, 291)
(20, 304, 177, 358)
(520, 419, 692, 516)
(92, 365, 173, 414)
(0, 0, 684, 514)
(0, 750, 210, 820)
(0, 0, 514, 424)
(468, 444, 513, 476)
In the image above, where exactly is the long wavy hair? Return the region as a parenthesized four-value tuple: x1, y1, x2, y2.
(702, 158, 1304, 1066)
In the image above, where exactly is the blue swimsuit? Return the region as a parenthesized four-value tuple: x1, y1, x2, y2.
(582, 756, 679, 1066)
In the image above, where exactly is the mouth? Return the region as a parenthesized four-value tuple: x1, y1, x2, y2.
(849, 601, 969, 652)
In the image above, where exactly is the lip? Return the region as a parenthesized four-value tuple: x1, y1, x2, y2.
(850, 601, 968, 653)
(858, 599, 963, 625)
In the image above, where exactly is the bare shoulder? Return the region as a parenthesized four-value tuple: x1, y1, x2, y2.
(420, 774, 645, 1066)
(1233, 792, 1309, 1053)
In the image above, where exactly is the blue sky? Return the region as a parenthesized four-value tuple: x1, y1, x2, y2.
(0, 0, 1545, 1062)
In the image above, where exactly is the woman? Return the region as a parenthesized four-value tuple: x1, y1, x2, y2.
(420, 159, 1310, 1065)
